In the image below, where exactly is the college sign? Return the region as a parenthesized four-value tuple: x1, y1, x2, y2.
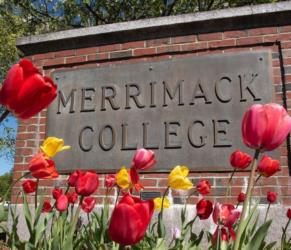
(47, 51, 274, 172)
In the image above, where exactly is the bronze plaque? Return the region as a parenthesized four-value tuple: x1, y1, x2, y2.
(47, 51, 274, 172)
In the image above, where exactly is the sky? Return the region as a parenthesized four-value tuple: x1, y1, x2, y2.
(0, 115, 17, 175)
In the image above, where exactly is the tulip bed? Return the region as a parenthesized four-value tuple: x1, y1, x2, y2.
(0, 60, 291, 250)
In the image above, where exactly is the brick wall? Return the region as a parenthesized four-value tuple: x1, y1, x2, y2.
(12, 24, 291, 206)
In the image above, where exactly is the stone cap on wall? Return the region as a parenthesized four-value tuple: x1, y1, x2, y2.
(16, 1, 291, 55)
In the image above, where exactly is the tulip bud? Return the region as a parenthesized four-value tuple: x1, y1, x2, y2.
(0, 59, 57, 119)
(196, 199, 213, 220)
(42, 200, 52, 213)
(230, 150, 252, 169)
(75, 171, 99, 196)
(287, 208, 291, 219)
(132, 148, 156, 170)
(267, 191, 277, 203)
(81, 197, 96, 213)
(105, 174, 116, 188)
(257, 155, 280, 177)
(52, 188, 63, 200)
(242, 103, 291, 151)
(40, 137, 70, 158)
(196, 180, 211, 195)
(22, 180, 37, 194)
(68, 170, 82, 187)
(67, 192, 78, 204)
(29, 153, 59, 179)
(237, 192, 246, 203)
(56, 194, 69, 212)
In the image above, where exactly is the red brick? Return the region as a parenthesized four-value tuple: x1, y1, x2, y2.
(282, 41, 291, 49)
(157, 45, 180, 53)
(43, 58, 65, 67)
(17, 148, 33, 156)
(264, 33, 291, 42)
(248, 27, 277, 36)
(76, 47, 98, 56)
(198, 32, 222, 41)
(279, 26, 291, 33)
(146, 38, 170, 47)
(122, 41, 145, 50)
(133, 47, 156, 56)
(236, 37, 263, 45)
(172, 35, 197, 44)
(208, 39, 236, 48)
(141, 179, 157, 187)
(17, 133, 36, 140)
(54, 50, 76, 57)
(99, 44, 121, 52)
(180, 42, 208, 51)
(39, 179, 54, 186)
(15, 140, 25, 147)
(224, 30, 248, 38)
(13, 164, 27, 171)
(66, 56, 86, 64)
(34, 52, 55, 60)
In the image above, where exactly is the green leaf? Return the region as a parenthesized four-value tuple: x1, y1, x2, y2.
(244, 220, 272, 250)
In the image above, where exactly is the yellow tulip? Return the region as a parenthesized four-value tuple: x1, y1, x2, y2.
(154, 197, 170, 210)
(116, 166, 130, 189)
(168, 165, 193, 190)
(40, 137, 71, 158)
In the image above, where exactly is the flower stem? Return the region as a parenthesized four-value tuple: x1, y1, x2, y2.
(0, 110, 10, 124)
(226, 168, 236, 197)
(114, 188, 120, 207)
(35, 179, 39, 210)
(233, 149, 260, 250)
(160, 186, 170, 221)
(264, 203, 271, 223)
(70, 196, 84, 237)
(281, 219, 290, 250)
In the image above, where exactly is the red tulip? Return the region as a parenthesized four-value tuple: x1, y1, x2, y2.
(287, 209, 291, 219)
(257, 155, 281, 177)
(129, 168, 144, 192)
(230, 150, 252, 169)
(81, 197, 96, 213)
(196, 199, 213, 220)
(132, 148, 156, 170)
(105, 174, 116, 188)
(52, 188, 63, 199)
(56, 194, 69, 212)
(75, 171, 99, 196)
(237, 192, 246, 203)
(267, 191, 277, 203)
(29, 153, 59, 179)
(242, 103, 291, 151)
(67, 192, 78, 204)
(0, 59, 57, 119)
(68, 170, 82, 187)
(42, 200, 52, 213)
(22, 180, 37, 194)
(196, 180, 211, 195)
(212, 227, 230, 244)
(108, 194, 154, 245)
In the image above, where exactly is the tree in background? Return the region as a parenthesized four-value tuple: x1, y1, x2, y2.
(0, 171, 12, 199)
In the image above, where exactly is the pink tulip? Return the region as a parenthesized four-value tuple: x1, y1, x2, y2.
(242, 103, 291, 151)
(213, 203, 240, 228)
(132, 148, 156, 170)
